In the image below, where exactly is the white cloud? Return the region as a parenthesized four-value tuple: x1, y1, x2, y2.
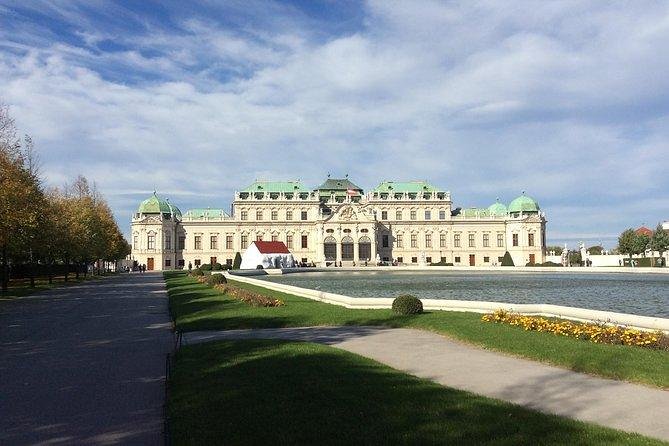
(0, 0, 668, 242)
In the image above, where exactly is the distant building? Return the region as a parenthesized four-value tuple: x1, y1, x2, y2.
(130, 177, 547, 270)
(240, 241, 295, 270)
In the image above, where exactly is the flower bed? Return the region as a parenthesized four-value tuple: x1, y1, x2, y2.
(482, 310, 668, 350)
(214, 283, 284, 307)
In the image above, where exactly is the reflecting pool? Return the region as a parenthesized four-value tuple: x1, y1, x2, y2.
(259, 271, 669, 318)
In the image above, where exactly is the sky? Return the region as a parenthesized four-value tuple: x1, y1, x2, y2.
(1, 0, 668, 248)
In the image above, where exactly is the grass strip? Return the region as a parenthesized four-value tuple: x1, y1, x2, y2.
(168, 339, 663, 445)
(165, 271, 669, 387)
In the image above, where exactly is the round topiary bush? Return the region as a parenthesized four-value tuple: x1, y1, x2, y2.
(211, 262, 223, 271)
(207, 274, 227, 285)
(256, 265, 264, 270)
(392, 295, 423, 315)
(191, 269, 204, 277)
(199, 264, 212, 271)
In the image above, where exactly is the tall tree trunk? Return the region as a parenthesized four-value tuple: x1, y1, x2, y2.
(75, 261, 80, 280)
(48, 262, 53, 284)
(29, 261, 35, 288)
(1, 245, 7, 292)
(64, 257, 69, 282)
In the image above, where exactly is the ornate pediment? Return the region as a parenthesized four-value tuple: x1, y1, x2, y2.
(325, 203, 375, 223)
(135, 215, 163, 224)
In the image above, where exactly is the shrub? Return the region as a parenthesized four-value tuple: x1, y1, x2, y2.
(501, 251, 514, 266)
(392, 295, 423, 315)
(233, 252, 242, 270)
(190, 269, 204, 277)
(215, 284, 284, 307)
(256, 265, 264, 269)
(199, 264, 212, 271)
(207, 274, 227, 285)
(211, 262, 223, 271)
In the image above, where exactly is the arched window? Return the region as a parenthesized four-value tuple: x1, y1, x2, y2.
(324, 236, 336, 261)
(341, 236, 354, 260)
(359, 236, 372, 261)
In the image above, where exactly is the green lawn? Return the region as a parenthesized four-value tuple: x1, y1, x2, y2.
(168, 339, 663, 446)
(0, 274, 110, 300)
(165, 271, 669, 387)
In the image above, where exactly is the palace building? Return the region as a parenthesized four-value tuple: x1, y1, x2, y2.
(130, 177, 547, 270)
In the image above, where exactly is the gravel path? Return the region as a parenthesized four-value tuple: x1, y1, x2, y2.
(184, 326, 669, 441)
(0, 273, 173, 445)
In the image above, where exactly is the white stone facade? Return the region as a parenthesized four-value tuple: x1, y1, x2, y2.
(130, 181, 547, 270)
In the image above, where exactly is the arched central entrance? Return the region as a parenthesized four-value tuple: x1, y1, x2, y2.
(324, 236, 336, 261)
(341, 236, 354, 261)
(359, 236, 371, 261)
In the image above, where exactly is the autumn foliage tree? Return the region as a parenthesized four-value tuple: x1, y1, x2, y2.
(0, 103, 129, 290)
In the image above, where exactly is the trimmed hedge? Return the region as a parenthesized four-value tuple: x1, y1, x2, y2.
(392, 295, 423, 315)
(211, 263, 224, 271)
(501, 251, 515, 266)
(199, 264, 212, 271)
(190, 269, 204, 277)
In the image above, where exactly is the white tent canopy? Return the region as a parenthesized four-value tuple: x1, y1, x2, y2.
(240, 241, 296, 269)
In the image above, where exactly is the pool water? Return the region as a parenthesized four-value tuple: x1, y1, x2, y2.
(259, 271, 669, 318)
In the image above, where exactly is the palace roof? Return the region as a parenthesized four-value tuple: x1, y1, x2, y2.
(508, 192, 540, 214)
(241, 181, 309, 194)
(183, 208, 229, 219)
(137, 192, 181, 217)
(373, 181, 441, 193)
(315, 177, 363, 192)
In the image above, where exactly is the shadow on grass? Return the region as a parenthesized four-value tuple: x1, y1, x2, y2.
(168, 340, 654, 446)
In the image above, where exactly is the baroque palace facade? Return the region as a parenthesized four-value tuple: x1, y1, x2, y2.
(130, 177, 547, 270)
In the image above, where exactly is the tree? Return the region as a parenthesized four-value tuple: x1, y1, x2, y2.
(618, 229, 647, 262)
(233, 252, 242, 269)
(500, 251, 514, 266)
(650, 224, 669, 267)
(546, 245, 563, 255)
(587, 245, 604, 255)
(568, 250, 582, 266)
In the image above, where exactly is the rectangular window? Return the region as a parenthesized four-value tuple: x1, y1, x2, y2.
(396, 234, 403, 248)
(301, 211, 308, 221)
(439, 233, 446, 248)
(241, 210, 248, 220)
(411, 257, 418, 263)
(286, 210, 293, 220)
(256, 210, 263, 220)
(528, 233, 535, 247)
(164, 234, 171, 250)
(512, 233, 519, 247)
(397, 256, 403, 263)
(439, 210, 446, 220)
(410, 210, 417, 220)
(226, 258, 233, 267)
(484, 256, 490, 263)
(455, 256, 461, 263)
(425, 233, 432, 248)
(210, 257, 217, 265)
(241, 235, 248, 249)
(194, 259, 201, 267)
(178, 259, 185, 267)
(411, 234, 418, 248)
(165, 259, 171, 267)
(497, 233, 504, 247)
(133, 235, 138, 250)
(301, 235, 308, 249)
(396, 210, 402, 220)
(426, 257, 432, 264)
(286, 234, 293, 249)
(226, 235, 233, 250)
(382, 234, 389, 248)
(178, 236, 185, 250)
(147, 235, 155, 250)
(257, 234, 263, 241)
(194, 235, 201, 250)
(454, 234, 461, 248)
(425, 210, 431, 220)
(381, 210, 388, 220)
(483, 234, 489, 247)
(440, 256, 447, 263)
(468, 233, 475, 248)
(210, 235, 218, 250)
(271, 210, 278, 221)
(271, 234, 278, 242)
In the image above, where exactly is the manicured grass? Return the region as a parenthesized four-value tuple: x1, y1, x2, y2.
(0, 274, 111, 300)
(168, 339, 662, 445)
(164, 271, 669, 387)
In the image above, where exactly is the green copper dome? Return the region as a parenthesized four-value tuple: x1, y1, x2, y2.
(137, 192, 181, 218)
(508, 193, 539, 214)
(488, 199, 508, 216)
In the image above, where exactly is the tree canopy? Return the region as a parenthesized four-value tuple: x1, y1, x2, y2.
(1, 103, 129, 290)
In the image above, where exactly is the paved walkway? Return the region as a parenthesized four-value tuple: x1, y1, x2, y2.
(0, 273, 173, 445)
(184, 326, 669, 441)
